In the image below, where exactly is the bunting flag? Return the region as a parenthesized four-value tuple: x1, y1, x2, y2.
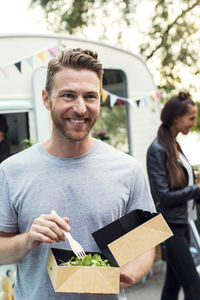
(0, 45, 59, 78)
(48, 46, 58, 56)
(136, 99, 141, 107)
(26, 57, 34, 68)
(14, 62, 22, 73)
(118, 99, 124, 107)
(102, 89, 162, 108)
(110, 95, 118, 107)
(37, 52, 45, 63)
(101, 90, 109, 102)
(0, 66, 9, 79)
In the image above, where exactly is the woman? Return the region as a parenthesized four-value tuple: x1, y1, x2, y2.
(147, 91, 200, 300)
(0, 114, 10, 163)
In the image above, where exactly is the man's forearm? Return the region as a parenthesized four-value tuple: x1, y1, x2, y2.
(120, 247, 155, 289)
(0, 233, 30, 265)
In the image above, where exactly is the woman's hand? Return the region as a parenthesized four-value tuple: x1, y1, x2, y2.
(196, 171, 200, 188)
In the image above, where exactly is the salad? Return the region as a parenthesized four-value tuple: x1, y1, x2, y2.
(59, 253, 112, 267)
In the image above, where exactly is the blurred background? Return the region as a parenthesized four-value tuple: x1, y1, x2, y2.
(1, 1, 200, 299)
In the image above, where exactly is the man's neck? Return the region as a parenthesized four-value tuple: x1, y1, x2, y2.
(42, 135, 94, 158)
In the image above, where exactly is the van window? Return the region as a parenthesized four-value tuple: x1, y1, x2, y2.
(3, 112, 30, 155)
(93, 69, 128, 153)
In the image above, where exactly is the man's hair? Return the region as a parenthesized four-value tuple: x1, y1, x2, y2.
(45, 48, 103, 95)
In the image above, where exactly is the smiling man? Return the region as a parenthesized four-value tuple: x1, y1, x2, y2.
(0, 49, 155, 300)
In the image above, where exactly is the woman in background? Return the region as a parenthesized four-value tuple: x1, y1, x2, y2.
(147, 92, 200, 300)
(0, 114, 10, 163)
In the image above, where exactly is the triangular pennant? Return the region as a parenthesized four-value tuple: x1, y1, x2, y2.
(48, 46, 58, 56)
(156, 92, 163, 99)
(26, 56, 34, 68)
(151, 93, 157, 101)
(14, 62, 22, 73)
(110, 95, 118, 107)
(143, 96, 150, 106)
(0, 66, 9, 78)
(127, 98, 136, 108)
(136, 99, 141, 107)
(118, 99, 124, 107)
(151, 105, 156, 113)
(101, 90, 109, 102)
(37, 52, 45, 63)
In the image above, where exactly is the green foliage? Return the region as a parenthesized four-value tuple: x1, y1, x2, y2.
(29, 0, 200, 132)
(30, 0, 135, 35)
(194, 102, 200, 132)
(140, 0, 200, 94)
(21, 139, 35, 149)
(92, 105, 128, 152)
(60, 253, 112, 267)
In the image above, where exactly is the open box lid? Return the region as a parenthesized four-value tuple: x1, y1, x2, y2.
(92, 209, 173, 267)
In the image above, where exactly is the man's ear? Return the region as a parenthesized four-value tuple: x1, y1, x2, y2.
(42, 89, 51, 110)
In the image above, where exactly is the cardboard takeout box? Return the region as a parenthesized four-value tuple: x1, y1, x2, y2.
(47, 209, 173, 294)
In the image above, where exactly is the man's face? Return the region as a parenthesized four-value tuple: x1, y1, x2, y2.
(44, 68, 100, 142)
(0, 131, 5, 143)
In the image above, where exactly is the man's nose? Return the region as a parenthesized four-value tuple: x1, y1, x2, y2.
(72, 97, 87, 115)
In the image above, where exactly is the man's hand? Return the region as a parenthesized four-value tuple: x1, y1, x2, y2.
(26, 213, 70, 251)
(120, 272, 135, 289)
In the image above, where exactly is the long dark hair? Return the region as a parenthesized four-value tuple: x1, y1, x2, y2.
(157, 91, 195, 189)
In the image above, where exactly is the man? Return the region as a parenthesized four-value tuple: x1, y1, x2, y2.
(0, 49, 155, 300)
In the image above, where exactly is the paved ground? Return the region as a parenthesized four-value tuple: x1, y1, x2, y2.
(125, 263, 184, 300)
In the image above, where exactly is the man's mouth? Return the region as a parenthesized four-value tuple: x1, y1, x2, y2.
(68, 118, 86, 124)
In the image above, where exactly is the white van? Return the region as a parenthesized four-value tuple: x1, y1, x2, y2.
(0, 33, 160, 173)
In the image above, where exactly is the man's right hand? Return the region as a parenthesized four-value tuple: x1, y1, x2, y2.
(26, 213, 70, 251)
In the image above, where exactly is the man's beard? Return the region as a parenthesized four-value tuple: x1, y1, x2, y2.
(50, 108, 99, 142)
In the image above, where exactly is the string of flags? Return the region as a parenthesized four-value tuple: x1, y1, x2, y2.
(0, 46, 162, 110)
(101, 89, 162, 108)
(0, 45, 58, 78)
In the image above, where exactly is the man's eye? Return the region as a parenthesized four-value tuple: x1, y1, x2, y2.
(85, 95, 97, 100)
(62, 93, 74, 99)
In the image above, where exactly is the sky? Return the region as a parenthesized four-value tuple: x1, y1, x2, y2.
(0, 0, 49, 34)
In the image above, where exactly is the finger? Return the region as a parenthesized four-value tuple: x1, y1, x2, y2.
(50, 212, 70, 232)
(32, 219, 66, 242)
(29, 229, 54, 244)
(36, 214, 70, 234)
(120, 273, 135, 285)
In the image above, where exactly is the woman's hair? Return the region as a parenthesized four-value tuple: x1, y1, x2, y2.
(157, 91, 195, 189)
(0, 114, 8, 134)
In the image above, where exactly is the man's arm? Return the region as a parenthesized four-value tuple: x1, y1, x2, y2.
(0, 232, 32, 265)
(0, 213, 70, 265)
(120, 247, 155, 289)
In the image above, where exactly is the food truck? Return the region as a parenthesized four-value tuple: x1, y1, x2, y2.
(0, 33, 160, 173)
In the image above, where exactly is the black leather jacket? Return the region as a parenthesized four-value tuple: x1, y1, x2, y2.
(146, 139, 200, 224)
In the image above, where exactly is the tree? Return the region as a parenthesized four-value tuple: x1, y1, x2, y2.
(140, 0, 200, 95)
(30, 0, 136, 41)
(30, 0, 200, 132)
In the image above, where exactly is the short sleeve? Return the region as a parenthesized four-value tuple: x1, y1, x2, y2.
(126, 161, 156, 214)
(0, 166, 18, 232)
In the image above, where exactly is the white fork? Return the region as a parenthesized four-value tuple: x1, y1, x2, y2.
(51, 210, 86, 259)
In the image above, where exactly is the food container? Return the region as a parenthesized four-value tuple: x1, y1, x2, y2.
(47, 209, 173, 294)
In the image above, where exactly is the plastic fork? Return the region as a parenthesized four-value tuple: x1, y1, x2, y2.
(51, 210, 86, 259)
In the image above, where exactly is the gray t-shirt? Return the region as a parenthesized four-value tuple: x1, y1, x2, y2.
(0, 139, 155, 300)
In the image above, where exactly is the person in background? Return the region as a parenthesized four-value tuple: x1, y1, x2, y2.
(0, 114, 10, 163)
(147, 91, 200, 300)
(0, 48, 155, 300)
